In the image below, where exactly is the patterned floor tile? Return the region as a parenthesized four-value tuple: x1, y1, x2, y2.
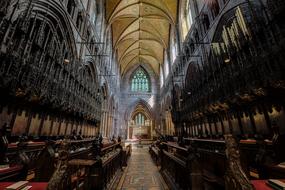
(116, 146, 169, 190)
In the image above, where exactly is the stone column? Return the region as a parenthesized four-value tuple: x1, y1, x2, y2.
(165, 114, 168, 135)
(110, 114, 114, 136)
(106, 113, 111, 137)
(104, 112, 108, 137)
(150, 121, 153, 139)
(100, 111, 105, 135)
(103, 113, 107, 137)
(102, 111, 107, 137)
(127, 120, 130, 139)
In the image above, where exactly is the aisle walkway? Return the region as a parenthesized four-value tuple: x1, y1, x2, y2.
(116, 145, 169, 190)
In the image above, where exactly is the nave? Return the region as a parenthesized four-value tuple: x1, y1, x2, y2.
(113, 145, 168, 190)
(1, 0, 285, 189)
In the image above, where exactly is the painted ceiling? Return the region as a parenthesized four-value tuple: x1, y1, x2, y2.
(106, 0, 178, 75)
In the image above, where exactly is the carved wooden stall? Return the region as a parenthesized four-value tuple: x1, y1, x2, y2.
(0, 0, 106, 187)
(151, 135, 260, 190)
(121, 144, 132, 166)
(0, 137, 130, 190)
(92, 142, 123, 189)
(0, 0, 101, 142)
(160, 142, 190, 190)
(152, 134, 285, 190)
(162, 1, 285, 189)
(1, 141, 46, 181)
(0, 138, 95, 182)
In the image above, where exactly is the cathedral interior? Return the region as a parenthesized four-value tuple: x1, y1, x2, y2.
(0, 0, 285, 189)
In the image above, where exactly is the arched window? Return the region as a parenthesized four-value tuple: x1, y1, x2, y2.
(131, 67, 150, 92)
(134, 113, 146, 126)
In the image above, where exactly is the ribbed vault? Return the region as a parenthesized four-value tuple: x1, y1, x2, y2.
(106, 0, 178, 75)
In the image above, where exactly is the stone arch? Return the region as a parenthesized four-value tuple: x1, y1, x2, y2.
(125, 99, 154, 121)
(125, 99, 155, 139)
(29, 1, 78, 57)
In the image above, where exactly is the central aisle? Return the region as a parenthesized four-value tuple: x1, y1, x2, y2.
(116, 145, 169, 190)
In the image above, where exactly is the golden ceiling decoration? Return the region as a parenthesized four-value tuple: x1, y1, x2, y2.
(106, 0, 178, 75)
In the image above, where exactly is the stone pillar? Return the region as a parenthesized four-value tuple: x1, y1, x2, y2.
(110, 115, 113, 137)
(150, 121, 153, 139)
(102, 111, 107, 137)
(106, 112, 109, 137)
(165, 114, 168, 135)
(103, 112, 108, 137)
(107, 115, 111, 137)
(127, 121, 130, 139)
(100, 111, 105, 135)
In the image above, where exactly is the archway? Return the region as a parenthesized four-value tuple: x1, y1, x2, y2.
(126, 100, 154, 140)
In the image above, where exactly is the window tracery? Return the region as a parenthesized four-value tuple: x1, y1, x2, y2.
(131, 67, 150, 92)
(134, 112, 146, 126)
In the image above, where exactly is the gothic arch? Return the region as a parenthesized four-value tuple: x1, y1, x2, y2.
(125, 99, 154, 121)
(129, 66, 151, 92)
(29, 1, 78, 57)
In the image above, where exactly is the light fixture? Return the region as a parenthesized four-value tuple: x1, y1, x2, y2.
(64, 59, 70, 64)
(224, 58, 230, 63)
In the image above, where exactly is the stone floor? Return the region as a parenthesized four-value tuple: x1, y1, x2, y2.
(115, 145, 169, 190)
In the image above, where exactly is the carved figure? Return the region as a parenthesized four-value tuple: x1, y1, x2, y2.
(92, 134, 102, 159)
(47, 140, 71, 190)
(224, 135, 254, 190)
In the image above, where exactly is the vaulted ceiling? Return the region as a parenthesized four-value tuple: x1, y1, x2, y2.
(106, 0, 178, 76)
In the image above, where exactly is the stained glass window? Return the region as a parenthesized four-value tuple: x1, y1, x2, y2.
(131, 67, 150, 92)
(134, 113, 146, 126)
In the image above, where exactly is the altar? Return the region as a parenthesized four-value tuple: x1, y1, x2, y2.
(128, 120, 152, 139)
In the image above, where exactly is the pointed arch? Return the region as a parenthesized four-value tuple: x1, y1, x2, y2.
(130, 66, 151, 92)
(125, 99, 154, 121)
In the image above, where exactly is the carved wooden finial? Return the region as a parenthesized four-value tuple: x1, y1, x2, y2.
(47, 139, 70, 190)
(224, 135, 254, 190)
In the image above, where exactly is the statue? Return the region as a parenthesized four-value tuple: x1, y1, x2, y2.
(47, 140, 71, 190)
(224, 135, 254, 190)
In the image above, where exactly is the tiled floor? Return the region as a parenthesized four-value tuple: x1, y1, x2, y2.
(116, 146, 169, 190)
